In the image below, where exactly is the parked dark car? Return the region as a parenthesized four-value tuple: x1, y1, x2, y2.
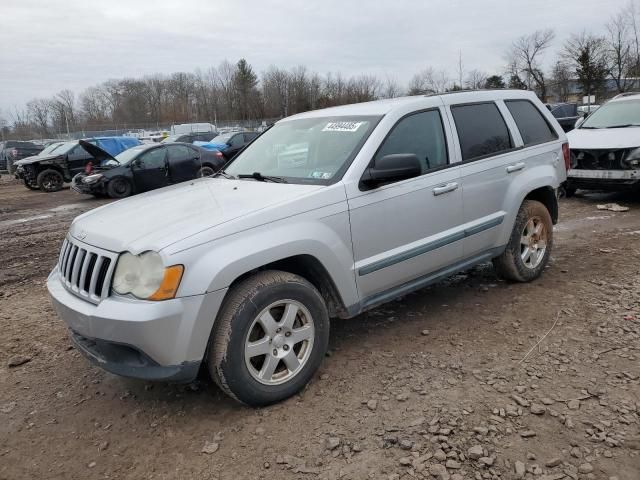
(546, 103, 579, 132)
(195, 131, 260, 160)
(161, 132, 216, 143)
(71, 141, 225, 198)
(14, 137, 141, 192)
(0, 141, 43, 172)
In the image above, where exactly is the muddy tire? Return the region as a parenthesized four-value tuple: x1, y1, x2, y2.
(24, 179, 39, 190)
(197, 165, 215, 177)
(106, 177, 132, 198)
(493, 200, 553, 282)
(208, 270, 330, 407)
(36, 169, 64, 192)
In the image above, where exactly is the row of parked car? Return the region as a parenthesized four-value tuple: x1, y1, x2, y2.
(10, 130, 259, 197)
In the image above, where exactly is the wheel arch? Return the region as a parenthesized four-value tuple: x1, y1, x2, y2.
(225, 255, 349, 319)
(524, 186, 558, 224)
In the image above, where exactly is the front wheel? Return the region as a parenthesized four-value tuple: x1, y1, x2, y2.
(208, 270, 330, 406)
(493, 200, 553, 282)
(36, 169, 64, 192)
(106, 177, 132, 198)
(24, 179, 39, 190)
(197, 165, 215, 177)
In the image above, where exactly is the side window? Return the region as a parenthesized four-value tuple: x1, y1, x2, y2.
(506, 100, 558, 146)
(138, 148, 166, 168)
(451, 103, 513, 161)
(167, 145, 195, 163)
(230, 134, 244, 147)
(244, 132, 258, 142)
(69, 145, 89, 159)
(375, 110, 448, 174)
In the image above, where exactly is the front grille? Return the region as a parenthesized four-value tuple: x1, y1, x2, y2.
(571, 149, 628, 170)
(58, 237, 117, 303)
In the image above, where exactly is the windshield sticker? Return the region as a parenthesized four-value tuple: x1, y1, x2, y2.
(309, 171, 332, 179)
(322, 121, 364, 133)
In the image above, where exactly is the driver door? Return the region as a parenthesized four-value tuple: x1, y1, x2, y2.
(132, 147, 169, 192)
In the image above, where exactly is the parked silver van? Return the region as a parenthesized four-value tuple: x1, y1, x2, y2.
(48, 90, 568, 405)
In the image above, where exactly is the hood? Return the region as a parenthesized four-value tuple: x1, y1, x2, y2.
(14, 153, 61, 166)
(567, 127, 640, 150)
(69, 178, 324, 253)
(79, 140, 117, 163)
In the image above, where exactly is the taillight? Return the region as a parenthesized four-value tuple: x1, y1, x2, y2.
(10, 148, 18, 158)
(562, 143, 570, 170)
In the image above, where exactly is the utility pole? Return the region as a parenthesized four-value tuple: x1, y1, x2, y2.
(64, 110, 70, 139)
(458, 50, 463, 89)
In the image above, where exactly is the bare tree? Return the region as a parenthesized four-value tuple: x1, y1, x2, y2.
(563, 32, 609, 100)
(26, 98, 50, 135)
(408, 67, 450, 95)
(549, 61, 573, 102)
(508, 29, 555, 99)
(606, 10, 633, 92)
(380, 75, 402, 99)
(464, 69, 488, 90)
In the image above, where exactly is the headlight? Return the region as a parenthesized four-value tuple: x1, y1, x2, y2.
(623, 148, 640, 167)
(82, 173, 103, 184)
(112, 251, 184, 300)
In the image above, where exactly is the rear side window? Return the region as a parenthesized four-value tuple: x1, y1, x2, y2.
(506, 100, 558, 146)
(451, 103, 513, 161)
(375, 110, 448, 174)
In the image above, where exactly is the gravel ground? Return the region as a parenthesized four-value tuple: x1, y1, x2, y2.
(0, 176, 638, 480)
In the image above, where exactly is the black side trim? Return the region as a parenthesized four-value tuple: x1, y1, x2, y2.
(358, 215, 504, 276)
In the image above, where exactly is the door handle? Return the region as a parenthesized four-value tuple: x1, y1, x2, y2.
(432, 182, 459, 196)
(506, 162, 525, 173)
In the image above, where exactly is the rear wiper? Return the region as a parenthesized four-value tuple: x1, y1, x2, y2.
(237, 172, 287, 183)
(212, 169, 235, 179)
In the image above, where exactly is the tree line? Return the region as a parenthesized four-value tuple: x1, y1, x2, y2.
(2, 1, 639, 140)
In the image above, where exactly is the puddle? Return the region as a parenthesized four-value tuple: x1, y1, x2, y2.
(0, 214, 52, 228)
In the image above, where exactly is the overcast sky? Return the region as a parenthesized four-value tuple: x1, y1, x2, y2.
(0, 0, 630, 116)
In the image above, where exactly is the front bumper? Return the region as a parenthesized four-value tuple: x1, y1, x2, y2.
(70, 174, 99, 194)
(567, 168, 640, 190)
(47, 267, 228, 382)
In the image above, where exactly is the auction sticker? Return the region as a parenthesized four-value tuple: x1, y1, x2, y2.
(322, 121, 364, 132)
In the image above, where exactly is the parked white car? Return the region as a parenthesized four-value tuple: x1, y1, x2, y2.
(48, 90, 567, 406)
(566, 93, 640, 195)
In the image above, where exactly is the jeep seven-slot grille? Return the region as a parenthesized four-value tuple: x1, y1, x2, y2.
(58, 237, 117, 303)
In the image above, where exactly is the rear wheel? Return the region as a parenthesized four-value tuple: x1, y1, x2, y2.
(106, 177, 132, 198)
(36, 169, 64, 192)
(208, 270, 330, 406)
(197, 165, 215, 177)
(493, 200, 553, 282)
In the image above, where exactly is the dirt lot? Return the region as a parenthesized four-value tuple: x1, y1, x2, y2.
(0, 176, 638, 480)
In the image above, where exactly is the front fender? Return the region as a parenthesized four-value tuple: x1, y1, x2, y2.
(168, 212, 359, 309)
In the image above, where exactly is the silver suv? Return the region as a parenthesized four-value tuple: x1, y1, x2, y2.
(48, 90, 568, 406)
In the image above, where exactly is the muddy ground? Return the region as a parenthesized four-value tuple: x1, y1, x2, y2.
(0, 176, 638, 480)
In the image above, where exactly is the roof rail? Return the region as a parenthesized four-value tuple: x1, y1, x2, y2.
(612, 92, 640, 99)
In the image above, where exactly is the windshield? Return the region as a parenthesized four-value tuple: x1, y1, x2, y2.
(161, 134, 183, 143)
(39, 142, 64, 155)
(225, 116, 380, 184)
(581, 99, 640, 128)
(48, 142, 78, 154)
(108, 145, 148, 166)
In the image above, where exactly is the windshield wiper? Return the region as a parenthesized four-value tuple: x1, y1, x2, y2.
(605, 124, 640, 128)
(237, 172, 287, 183)
(212, 169, 236, 179)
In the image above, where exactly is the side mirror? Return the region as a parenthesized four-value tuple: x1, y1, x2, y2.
(575, 117, 585, 129)
(361, 153, 422, 189)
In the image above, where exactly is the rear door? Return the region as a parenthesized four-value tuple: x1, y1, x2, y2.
(167, 144, 199, 183)
(132, 146, 169, 192)
(446, 101, 518, 258)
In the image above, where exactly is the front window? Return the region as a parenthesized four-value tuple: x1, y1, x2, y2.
(581, 99, 640, 129)
(225, 116, 380, 184)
